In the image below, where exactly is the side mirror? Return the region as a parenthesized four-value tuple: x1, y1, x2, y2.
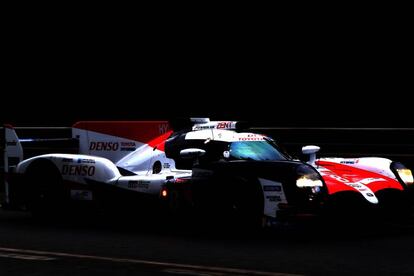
(180, 148, 206, 159)
(302, 145, 320, 165)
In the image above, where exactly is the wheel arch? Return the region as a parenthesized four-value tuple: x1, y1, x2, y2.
(24, 158, 61, 178)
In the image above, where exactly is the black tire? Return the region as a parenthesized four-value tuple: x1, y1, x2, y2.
(168, 189, 182, 215)
(165, 187, 195, 228)
(228, 178, 264, 231)
(25, 160, 67, 219)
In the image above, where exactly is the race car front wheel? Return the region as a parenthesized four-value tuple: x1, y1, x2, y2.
(227, 178, 264, 231)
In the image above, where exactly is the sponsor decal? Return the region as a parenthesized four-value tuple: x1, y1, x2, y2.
(128, 181, 138, 189)
(366, 193, 374, 197)
(62, 158, 73, 163)
(121, 142, 135, 147)
(217, 122, 232, 129)
(128, 180, 150, 189)
(195, 125, 215, 129)
(120, 148, 136, 151)
(266, 195, 282, 202)
(6, 141, 17, 146)
(359, 178, 386, 185)
(348, 184, 362, 188)
(238, 134, 264, 141)
(120, 148, 136, 152)
(120, 142, 136, 151)
(77, 158, 96, 164)
(263, 185, 282, 192)
(138, 181, 150, 189)
(89, 141, 119, 151)
(163, 163, 170, 169)
(238, 137, 264, 141)
(340, 160, 355, 164)
(259, 178, 287, 218)
(62, 165, 95, 176)
(159, 124, 169, 134)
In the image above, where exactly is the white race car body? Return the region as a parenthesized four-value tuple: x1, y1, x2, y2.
(3, 122, 191, 208)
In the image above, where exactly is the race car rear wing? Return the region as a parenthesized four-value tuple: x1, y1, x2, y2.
(2, 125, 23, 170)
(1, 125, 23, 205)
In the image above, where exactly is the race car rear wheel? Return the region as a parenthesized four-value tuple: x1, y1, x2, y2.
(25, 160, 68, 218)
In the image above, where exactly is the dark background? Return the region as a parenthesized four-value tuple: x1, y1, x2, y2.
(2, 17, 412, 127)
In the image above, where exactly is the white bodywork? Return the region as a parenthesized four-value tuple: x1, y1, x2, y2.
(259, 178, 288, 218)
(16, 153, 191, 200)
(10, 123, 192, 200)
(73, 126, 174, 173)
(185, 129, 265, 142)
(17, 154, 121, 185)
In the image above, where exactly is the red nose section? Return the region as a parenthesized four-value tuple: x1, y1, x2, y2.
(316, 160, 403, 194)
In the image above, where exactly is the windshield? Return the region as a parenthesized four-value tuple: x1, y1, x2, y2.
(228, 140, 288, 161)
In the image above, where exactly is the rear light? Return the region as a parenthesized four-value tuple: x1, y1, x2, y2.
(174, 178, 190, 184)
(161, 177, 190, 198)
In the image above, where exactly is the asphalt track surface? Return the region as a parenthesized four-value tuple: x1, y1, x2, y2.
(2, 210, 414, 276)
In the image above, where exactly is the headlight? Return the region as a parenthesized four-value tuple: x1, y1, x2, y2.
(392, 162, 414, 186)
(296, 165, 323, 188)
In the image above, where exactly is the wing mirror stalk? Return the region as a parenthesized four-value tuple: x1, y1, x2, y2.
(302, 145, 320, 165)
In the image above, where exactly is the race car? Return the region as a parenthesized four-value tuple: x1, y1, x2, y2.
(1, 119, 413, 227)
(162, 119, 414, 227)
(1, 121, 192, 217)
